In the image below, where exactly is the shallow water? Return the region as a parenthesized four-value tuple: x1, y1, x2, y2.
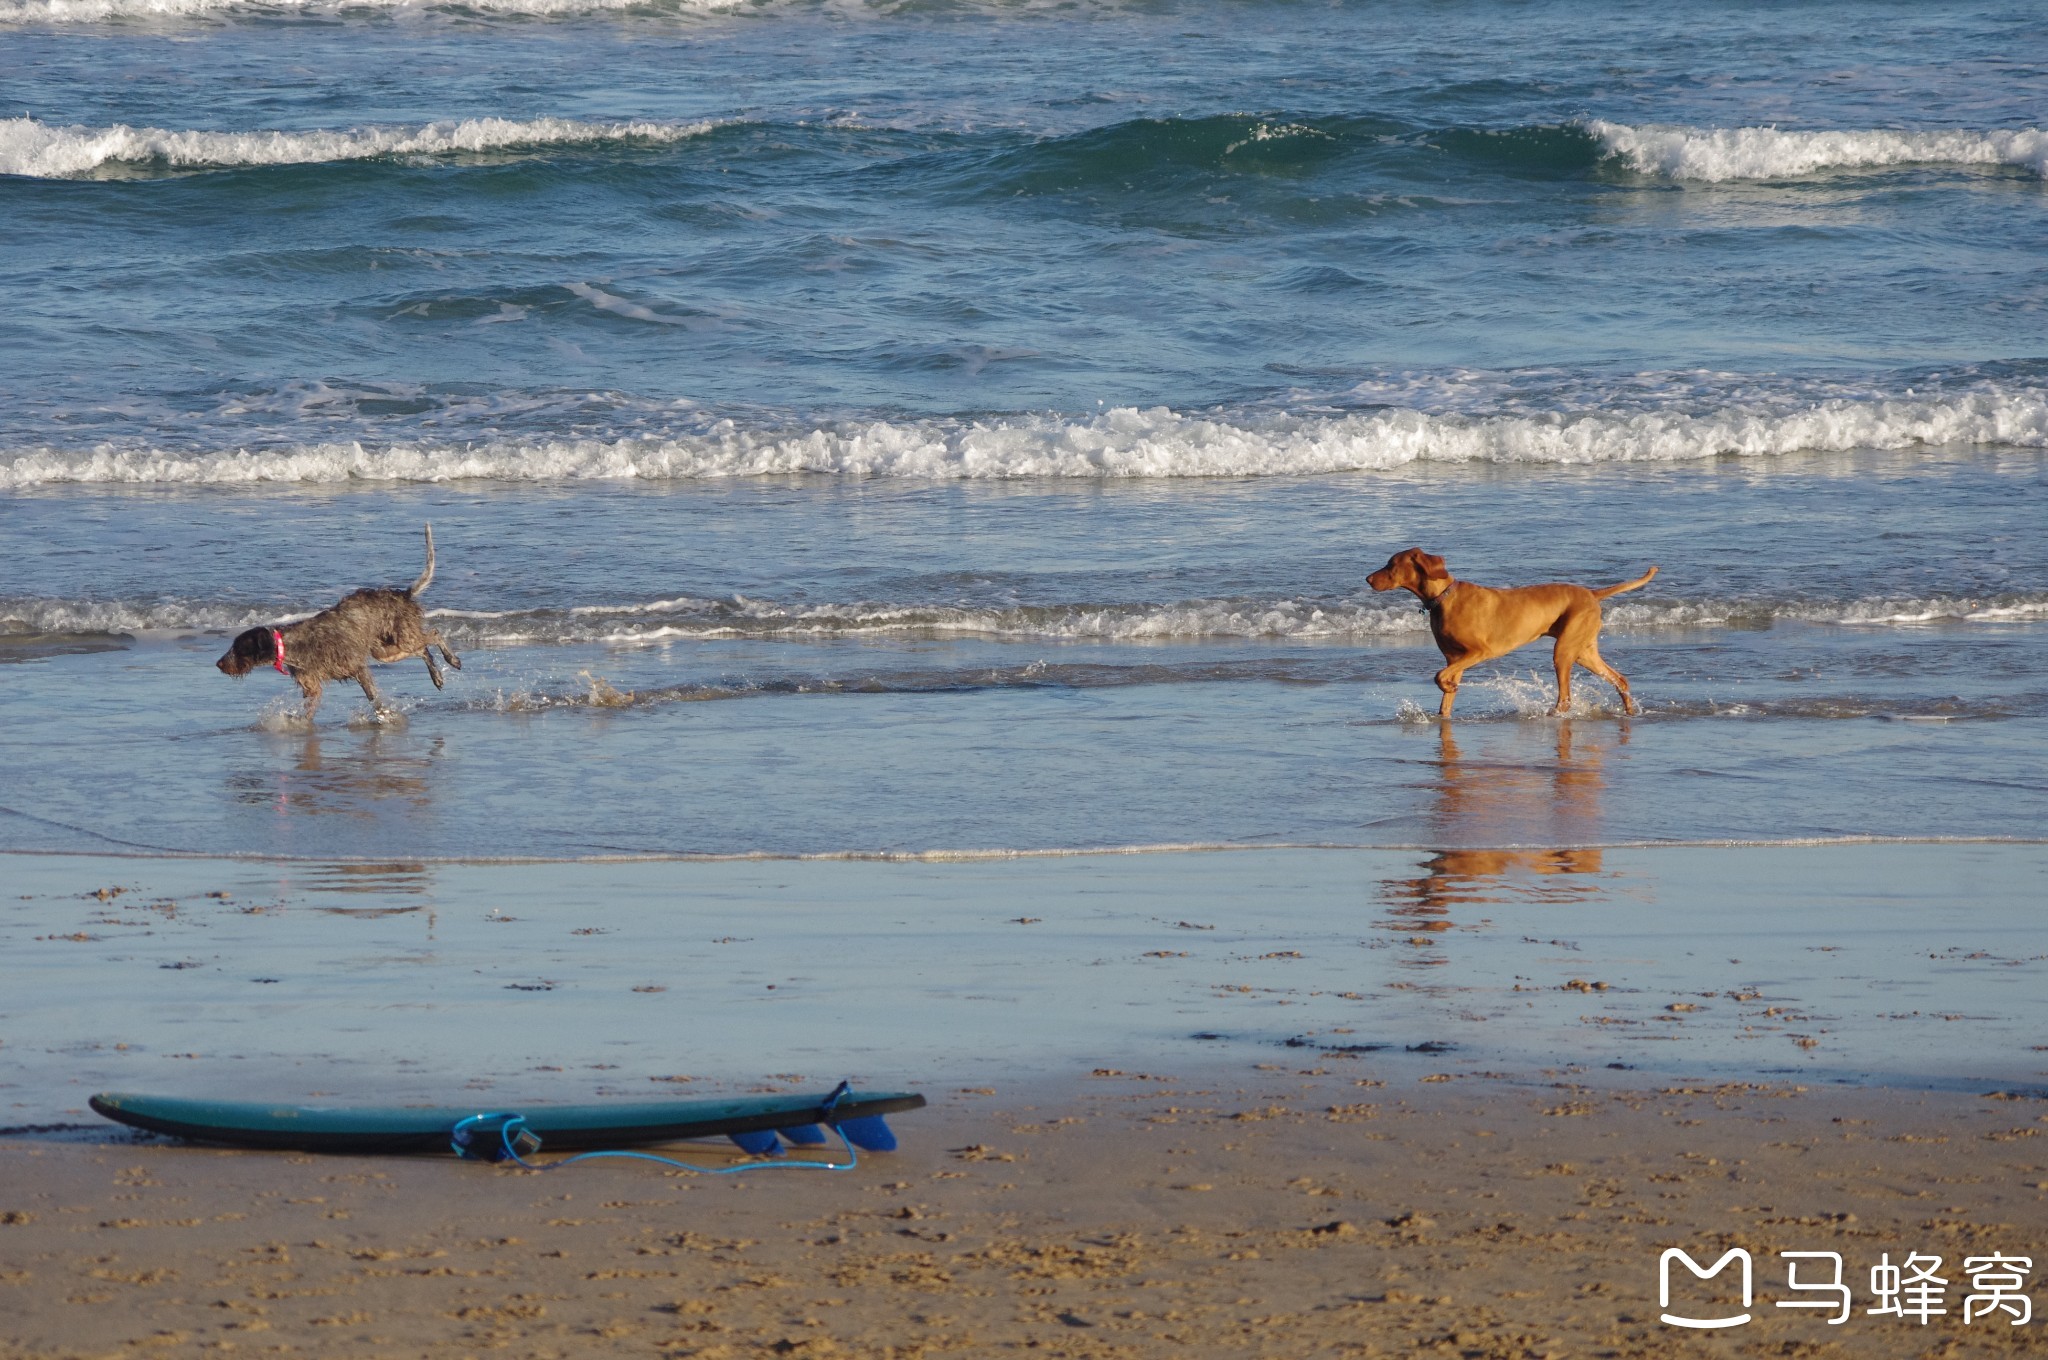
(5, 450, 2046, 856)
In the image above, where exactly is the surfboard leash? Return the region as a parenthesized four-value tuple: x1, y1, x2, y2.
(449, 1079, 860, 1176)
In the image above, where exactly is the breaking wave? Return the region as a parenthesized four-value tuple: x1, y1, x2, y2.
(0, 115, 720, 179)
(7, 590, 2044, 648)
(1587, 120, 2048, 181)
(6, 383, 2046, 486)
(0, 0, 1171, 24)
(0, 0, 750, 22)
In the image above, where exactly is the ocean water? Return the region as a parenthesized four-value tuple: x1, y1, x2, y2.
(3, 0, 2045, 861)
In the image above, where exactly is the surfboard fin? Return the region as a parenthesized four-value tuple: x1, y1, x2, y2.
(727, 1129, 784, 1156)
(780, 1123, 829, 1146)
(834, 1115, 897, 1151)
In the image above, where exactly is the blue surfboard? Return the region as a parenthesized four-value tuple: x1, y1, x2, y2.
(89, 1087, 924, 1155)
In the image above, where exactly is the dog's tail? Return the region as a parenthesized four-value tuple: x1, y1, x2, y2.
(408, 524, 436, 599)
(1593, 564, 1657, 600)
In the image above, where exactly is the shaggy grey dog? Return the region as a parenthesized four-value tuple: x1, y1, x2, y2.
(216, 525, 461, 721)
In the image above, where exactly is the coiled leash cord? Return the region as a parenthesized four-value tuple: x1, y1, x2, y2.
(449, 1079, 858, 1176)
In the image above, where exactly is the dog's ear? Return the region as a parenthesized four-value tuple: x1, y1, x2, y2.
(1417, 551, 1449, 581)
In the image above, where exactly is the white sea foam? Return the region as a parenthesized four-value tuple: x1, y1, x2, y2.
(11, 590, 2045, 646)
(1587, 120, 2048, 181)
(0, 0, 748, 22)
(561, 598, 1427, 644)
(1966, 603, 2048, 622)
(6, 385, 2044, 486)
(0, 599, 306, 636)
(0, 115, 718, 179)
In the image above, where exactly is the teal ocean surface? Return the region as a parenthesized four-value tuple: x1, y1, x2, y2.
(2, 0, 2044, 857)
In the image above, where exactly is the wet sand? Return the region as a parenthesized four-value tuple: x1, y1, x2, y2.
(5, 846, 2047, 1356)
(5, 1074, 2047, 1358)
(5, 844, 2047, 1122)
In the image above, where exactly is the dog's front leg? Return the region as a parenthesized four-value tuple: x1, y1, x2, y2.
(1434, 664, 1464, 717)
(353, 669, 386, 716)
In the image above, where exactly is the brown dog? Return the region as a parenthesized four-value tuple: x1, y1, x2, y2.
(1367, 548, 1656, 717)
(216, 525, 460, 721)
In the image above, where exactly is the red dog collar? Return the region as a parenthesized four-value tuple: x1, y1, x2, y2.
(271, 628, 289, 675)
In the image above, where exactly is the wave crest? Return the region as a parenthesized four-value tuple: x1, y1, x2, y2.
(0, 115, 719, 179)
(9, 590, 2045, 648)
(12, 110, 2042, 186)
(1587, 120, 2048, 181)
(6, 385, 2045, 486)
(0, 0, 751, 22)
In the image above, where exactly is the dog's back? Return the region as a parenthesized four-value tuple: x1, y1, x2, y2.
(293, 589, 428, 667)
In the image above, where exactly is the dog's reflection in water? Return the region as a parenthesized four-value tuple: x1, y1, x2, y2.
(1379, 723, 1614, 963)
(228, 730, 443, 825)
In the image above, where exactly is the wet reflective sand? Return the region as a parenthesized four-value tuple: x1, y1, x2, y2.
(6, 839, 2043, 1128)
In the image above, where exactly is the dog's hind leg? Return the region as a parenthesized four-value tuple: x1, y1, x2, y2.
(1549, 609, 1610, 715)
(427, 630, 461, 672)
(422, 649, 445, 690)
(1576, 640, 1636, 716)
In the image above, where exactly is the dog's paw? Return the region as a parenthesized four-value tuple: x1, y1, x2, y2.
(257, 701, 313, 732)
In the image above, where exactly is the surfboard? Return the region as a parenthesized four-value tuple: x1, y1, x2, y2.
(89, 1088, 924, 1155)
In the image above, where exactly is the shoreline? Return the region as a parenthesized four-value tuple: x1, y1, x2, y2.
(4, 833, 2045, 866)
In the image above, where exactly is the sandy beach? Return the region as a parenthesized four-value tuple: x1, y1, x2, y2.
(6, 1075, 2047, 1358)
